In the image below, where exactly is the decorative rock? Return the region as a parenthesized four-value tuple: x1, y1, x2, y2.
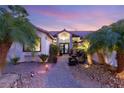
(77, 64, 124, 88)
(116, 72, 124, 79)
(0, 74, 19, 88)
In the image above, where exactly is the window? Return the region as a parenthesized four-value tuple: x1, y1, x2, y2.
(23, 38, 41, 52)
(58, 32, 70, 43)
(72, 37, 80, 42)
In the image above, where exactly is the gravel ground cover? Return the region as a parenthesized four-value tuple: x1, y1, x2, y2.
(2, 55, 124, 88)
(70, 64, 124, 88)
(3, 62, 55, 88)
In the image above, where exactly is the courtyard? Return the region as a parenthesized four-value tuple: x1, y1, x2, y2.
(1, 55, 123, 88)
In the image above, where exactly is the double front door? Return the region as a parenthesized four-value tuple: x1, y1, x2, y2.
(59, 43, 69, 54)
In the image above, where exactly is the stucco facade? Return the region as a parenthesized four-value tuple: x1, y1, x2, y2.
(52, 29, 82, 54)
(7, 28, 53, 62)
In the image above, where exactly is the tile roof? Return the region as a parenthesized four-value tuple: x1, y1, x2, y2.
(36, 27, 54, 40)
(49, 29, 93, 37)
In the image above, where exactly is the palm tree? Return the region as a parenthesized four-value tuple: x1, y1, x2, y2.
(0, 6, 38, 75)
(97, 26, 119, 65)
(110, 19, 124, 73)
(85, 26, 119, 65)
(85, 30, 106, 65)
(81, 39, 93, 65)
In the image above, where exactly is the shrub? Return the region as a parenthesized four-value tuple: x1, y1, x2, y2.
(39, 54, 48, 63)
(10, 56, 20, 65)
(48, 44, 59, 63)
(49, 44, 59, 56)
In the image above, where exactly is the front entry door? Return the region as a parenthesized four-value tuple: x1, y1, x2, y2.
(60, 43, 69, 54)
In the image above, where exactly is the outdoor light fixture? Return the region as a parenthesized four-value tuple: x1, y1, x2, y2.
(58, 32, 70, 42)
(45, 64, 49, 71)
(61, 36, 66, 41)
(30, 72, 35, 77)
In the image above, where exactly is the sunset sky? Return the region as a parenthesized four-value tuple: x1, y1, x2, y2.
(24, 5, 124, 31)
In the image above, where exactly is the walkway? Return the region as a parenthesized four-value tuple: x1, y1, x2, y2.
(3, 55, 102, 88)
(43, 55, 101, 88)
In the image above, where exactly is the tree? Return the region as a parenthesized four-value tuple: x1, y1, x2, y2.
(85, 29, 106, 65)
(0, 6, 38, 74)
(85, 26, 119, 65)
(81, 39, 93, 65)
(110, 19, 124, 73)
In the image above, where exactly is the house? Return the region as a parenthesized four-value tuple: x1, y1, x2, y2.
(6, 27, 117, 67)
(7, 28, 92, 62)
(7, 27, 54, 62)
(50, 29, 117, 67)
(49, 29, 92, 54)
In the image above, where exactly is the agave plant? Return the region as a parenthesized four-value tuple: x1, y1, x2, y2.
(0, 6, 38, 74)
(39, 54, 48, 63)
(10, 56, 20, 65)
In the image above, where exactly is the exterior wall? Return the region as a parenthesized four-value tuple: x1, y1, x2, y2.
(72, 37, 80, 42)
(58, 32, 70, 43)
(7, 42, 24, 62)
(104, 51, 117, 67)
(46, 36, 53, 54)
(7, 31, 53, 62)
(57, 31, 73, 49)
(92, 53, 99, 63)
(70, 34, 73, 49)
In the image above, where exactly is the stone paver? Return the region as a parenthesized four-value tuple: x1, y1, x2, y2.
(44, 56, 82, 88)
(44, 55, 101, 88)
(2, 55, 102, 88)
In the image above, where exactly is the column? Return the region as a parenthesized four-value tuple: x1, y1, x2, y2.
(70, 34, 73, 49)
(57, 35, 59, 46)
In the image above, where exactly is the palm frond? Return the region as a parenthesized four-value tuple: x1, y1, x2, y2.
(0, 5, 38, 50)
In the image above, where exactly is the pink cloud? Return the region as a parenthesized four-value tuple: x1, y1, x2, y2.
(70, 18, 113, 31)
(31, 7, 119, 31)
(37, 9, 114, 24)
(36, 9, 82, 20)
(70, 23, 98, 31)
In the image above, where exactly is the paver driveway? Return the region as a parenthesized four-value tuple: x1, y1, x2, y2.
(43, 55, 82, 88)
(43, 55, 101, 88)
(3, 55, 101, 88)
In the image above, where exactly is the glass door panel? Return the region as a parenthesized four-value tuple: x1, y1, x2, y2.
(59, 43, 69, 54)
(60, 44, 64, 54)
(64, 44, 69, 53)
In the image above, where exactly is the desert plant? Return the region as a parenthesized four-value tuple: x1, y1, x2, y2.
(85, 26, 119, 65)
(0, 6, 38, 73)
(39, 54, 48, 63)
(110, 19, 124, 73)
(10, 56, 20, 65)
(48, 44, 59, 63)
(49, 44, 59, 56)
